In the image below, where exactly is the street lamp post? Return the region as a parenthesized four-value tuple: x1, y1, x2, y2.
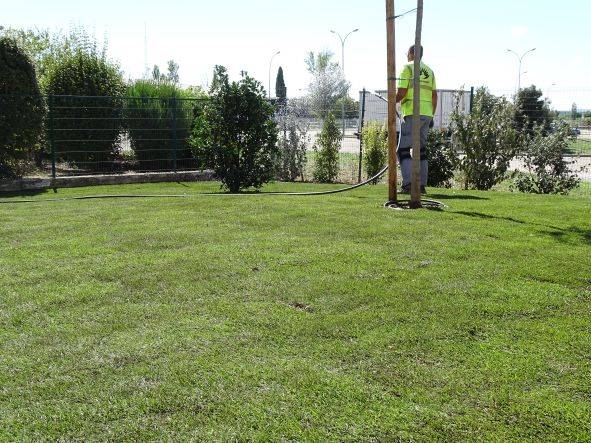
(330, 28, 359, 136)
(268, 50, 280, 99)
(507, 48, 536, 92)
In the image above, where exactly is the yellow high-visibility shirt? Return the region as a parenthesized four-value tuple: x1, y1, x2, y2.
(397, 62, 436, 117)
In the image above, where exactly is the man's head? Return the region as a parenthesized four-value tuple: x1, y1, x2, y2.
(407, 45, 424, 62)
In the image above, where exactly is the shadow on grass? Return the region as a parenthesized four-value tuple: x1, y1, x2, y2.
(454, 211, 526, 225)
(427, 193, 489, 201)
(0, 189, 49, 198)
(453, 210, 591, 245)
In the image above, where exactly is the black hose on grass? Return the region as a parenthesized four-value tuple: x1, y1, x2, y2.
(0, 165, 444, 208)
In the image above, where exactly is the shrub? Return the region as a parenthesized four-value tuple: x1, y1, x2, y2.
(45, 50, 125, 172)
(451, 87, 519, 190)
(425, 129, 456, 187)
(0, 37, 45, 179)
(313, 112, 342, 183)
(362, 122, 387, 184)
(124, 80, 198, 171)
(276, 100, 309, 182)
(190, 66, 279, 193)
(514, 122, 581, 194)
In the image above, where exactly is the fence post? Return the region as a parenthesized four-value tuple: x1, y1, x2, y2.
(358, 88, 367, 183)
(469, 86, 475, 114)
(48, 95, 57, 180)
(171, 97, 178, 173)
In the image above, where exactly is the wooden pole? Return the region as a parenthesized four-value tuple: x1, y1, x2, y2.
(410, 0, 424, 208)
(386, 0, 398, 203)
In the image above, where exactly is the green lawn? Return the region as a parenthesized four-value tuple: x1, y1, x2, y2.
(1, 182, 590, 440)
(568, 138, 591, 155)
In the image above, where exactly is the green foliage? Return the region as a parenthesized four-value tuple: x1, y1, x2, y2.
(276, 101, 309, 182)
(514, 122, 581, 195)
(0, 37, 46, 179)
(275, 66, 287, 100)
(361, 122, 387, 184)
(333, 96, 359, 119)
(305, 51, 349, 118)
(124, 80, 197, 171)
(190, 66, 279, 192)
(425, 129, 457, 188)
(514, 85, 551, 134)
(313, 113, 342, 183)
(1, 26, 108, 90)
(45, 50, 125, 171)
(452, 87, 519, 190)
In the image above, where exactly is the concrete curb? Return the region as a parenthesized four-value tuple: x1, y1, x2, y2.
(0, 170, 215, 193)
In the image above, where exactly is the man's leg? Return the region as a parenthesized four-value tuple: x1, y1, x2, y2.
(397, 117, 413, 191)
(419, 116, 432, 188)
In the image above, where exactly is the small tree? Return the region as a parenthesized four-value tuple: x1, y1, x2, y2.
(275, 66, 287, 101)
(362, 122, 387, 184)
(514, 122, 581, 195)
(313, 112, 341, 183)
(425, 129, 457, 188)
(45, 50, 125, 172)
(190, 66, 279, 192)
(451, 87, 519, 190)
(276, 100, 309, 182)
(514, 85, 551, 135)
(0, 37, 46, 179)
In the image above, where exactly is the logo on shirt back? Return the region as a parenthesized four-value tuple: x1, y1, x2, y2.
(420, 67, 430, 79)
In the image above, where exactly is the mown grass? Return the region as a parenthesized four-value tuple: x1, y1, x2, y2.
(1, 182, 590, 440)
(567, 138, 591, 155)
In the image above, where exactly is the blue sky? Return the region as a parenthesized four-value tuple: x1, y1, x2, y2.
(3, 0, 590, 109)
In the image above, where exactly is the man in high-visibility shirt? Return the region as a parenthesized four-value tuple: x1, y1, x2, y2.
(395, 45, 438, 194)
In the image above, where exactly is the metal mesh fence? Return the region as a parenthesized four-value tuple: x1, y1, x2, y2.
(46, 95, 205, 176)
(2, 90, 589, 184)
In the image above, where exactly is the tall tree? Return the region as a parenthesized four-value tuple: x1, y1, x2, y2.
(275, 66, 287, 100)
(305, 51, 349, 118)
(571, 103, 580, 120)
(167, 59, 179, 84)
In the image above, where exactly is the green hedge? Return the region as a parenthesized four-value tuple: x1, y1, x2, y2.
(0, 37, 45, 179)
(125, 81, 199, 171)
(45, 51, 125, 172)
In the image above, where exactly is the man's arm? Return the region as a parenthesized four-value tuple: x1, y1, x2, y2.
(432, 90, 438, 113)
(396, 88, 407, 103)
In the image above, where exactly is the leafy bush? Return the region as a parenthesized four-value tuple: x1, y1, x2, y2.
(125, 80, 198, 171)
(45, 50, 125, 172)
(362, 122, 387, 184)
(451, 87, 519, 190)
(190, 66, 279, 193)
(313, 112, 342, 183)
(425, 129, 456, 188)
(0, 37, 45, 179)
(514, 122, 581, 194)
(276, 101, 309, 182)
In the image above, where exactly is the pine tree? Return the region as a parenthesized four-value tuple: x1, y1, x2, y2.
(275, 66, 287, 100)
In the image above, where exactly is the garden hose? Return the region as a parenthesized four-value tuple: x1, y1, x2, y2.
(0, 165, 444, 209)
